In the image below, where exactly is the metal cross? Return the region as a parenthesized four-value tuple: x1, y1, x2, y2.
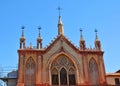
(57, 6, 62, 17)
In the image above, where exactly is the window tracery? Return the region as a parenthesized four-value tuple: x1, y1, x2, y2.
(51, 56, 74, 70)
(51, 56, 76, 86)
(69, 68, 76, 85)
(89, 58, 99, 86)
(25, 58, 35, 86)
(52, 68, 59, 85)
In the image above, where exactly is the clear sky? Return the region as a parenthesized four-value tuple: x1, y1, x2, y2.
(0, 0, 120, 74)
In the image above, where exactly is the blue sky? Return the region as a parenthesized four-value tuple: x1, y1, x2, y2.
(0, 0, 120, 74)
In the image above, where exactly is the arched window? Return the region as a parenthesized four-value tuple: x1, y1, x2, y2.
(51, 56, 76, 86)
(89, 58, 99, 86)
(69, 68, 76, 85)
(60, 68, 67, 85)
(25, 58, 35, 86)
(52, 68, 59, 85)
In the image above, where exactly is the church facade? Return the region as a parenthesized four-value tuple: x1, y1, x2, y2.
(17, 16, 106, 86)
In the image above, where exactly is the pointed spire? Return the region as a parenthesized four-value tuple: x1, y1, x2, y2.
(58, 6, 62, 24)
(80, 28, 85, 42)
(95, 29, 99, 40)
(94, 29, 101, 50)
(58, 16, 63, 24)
(21, 26, 24, 37)
(80, 29, 84, 40)
(38, 27, 41, 38)
(37, 26, 42, 49)
(20, 26, 26, 49)
(80, 29, 82, 38)
(79, 28, 86, 50)
(57, 6, 64, 35)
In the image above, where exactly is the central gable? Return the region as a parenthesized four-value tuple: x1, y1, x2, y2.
(45, 35, 79, 54)
(43, 35, 82, 69)
(43, 35, 84, 84)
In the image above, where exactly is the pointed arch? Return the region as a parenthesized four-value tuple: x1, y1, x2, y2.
(50, 53, 77, 86)
(89, 58, 100, 86)
(51, 68, 59, 85)
(47, 52, 78, 72)
(25, 57, 35, 86)
(68, 68, 76, 85)
(60, 68, 67, 85)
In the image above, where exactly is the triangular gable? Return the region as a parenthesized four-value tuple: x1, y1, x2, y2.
(45, 35, 80, 53)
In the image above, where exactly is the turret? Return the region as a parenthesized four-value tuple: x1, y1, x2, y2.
(37, 27, 42, 49)
(20, 26, 26, 49)
(79, 29, 86, 50)
(94, 29, 101, 50)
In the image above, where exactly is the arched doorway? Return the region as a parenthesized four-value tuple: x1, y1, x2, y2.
(89, 58, 100, 86)
(25, 58, 35, 86)
(51, 56, 76, 86)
